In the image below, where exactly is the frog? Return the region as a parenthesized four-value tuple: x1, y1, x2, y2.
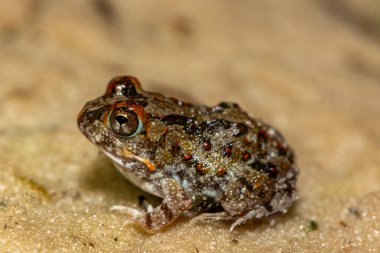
(77, 75, 298, 233)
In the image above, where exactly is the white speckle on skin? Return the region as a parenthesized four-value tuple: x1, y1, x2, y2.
(150, 172, 164, 179)
(202, 189, 217, 198)
(182, 179, 189, 190)
(267, 128, 276, 136)
(173, 175, 180, 182)
(269, 150, 277, 157)
(94, 134, 103, 143)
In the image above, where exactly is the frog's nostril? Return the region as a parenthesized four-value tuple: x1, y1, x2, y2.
(86, 106, 109, 122)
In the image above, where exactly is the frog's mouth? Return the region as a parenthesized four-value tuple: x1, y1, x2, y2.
(102, 148, 156, 173)
(101, 148, 163, 198)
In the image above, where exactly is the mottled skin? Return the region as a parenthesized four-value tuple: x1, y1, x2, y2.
(77, 76, 298, 232)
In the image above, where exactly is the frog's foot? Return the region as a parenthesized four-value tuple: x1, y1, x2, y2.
(190, 211, 234, 226)
(229, 206, 273, 232)
(110, 205, 143, 226)
(111, 178, 192, 233)
(110, 205, 141, 218)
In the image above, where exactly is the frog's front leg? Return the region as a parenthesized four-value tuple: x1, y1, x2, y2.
(111, 178, 192, 233)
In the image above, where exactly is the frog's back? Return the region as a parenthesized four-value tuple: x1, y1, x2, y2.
(144, 96, 296, 211)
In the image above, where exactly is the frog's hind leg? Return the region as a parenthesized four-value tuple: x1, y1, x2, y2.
(111, 178, 192, 233)
(220, 170, 276, 231)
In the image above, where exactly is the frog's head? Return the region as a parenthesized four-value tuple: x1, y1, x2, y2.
(77, 76, 156, 173)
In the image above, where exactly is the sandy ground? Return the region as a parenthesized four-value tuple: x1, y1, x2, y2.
(1, 0, 380, 252)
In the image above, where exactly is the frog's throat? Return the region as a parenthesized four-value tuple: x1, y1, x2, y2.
(112, 162, 163, 198)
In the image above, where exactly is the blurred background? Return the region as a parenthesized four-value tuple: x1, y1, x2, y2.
(1, 0, 380, 252)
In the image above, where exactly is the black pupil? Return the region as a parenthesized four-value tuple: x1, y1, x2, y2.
(115, 115, 128, 125)
(109, 108, 139, 136)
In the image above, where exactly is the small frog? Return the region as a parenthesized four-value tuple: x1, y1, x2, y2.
(77, 76, 298, 233)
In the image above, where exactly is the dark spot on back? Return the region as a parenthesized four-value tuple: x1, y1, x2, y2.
(249, 160, 279, 178)
(258, 128, 269, 140)
(222, 143, 233, 157)
(242, 152, 251, 161)
(202, 138, 212, 151)
(184, 123, 198, 134)
(170, 143, 181, 155)
(233, 123, 248, 137)
(160, 115, 193, 126)
(211, 102, 231, 113)
(237, 177, 254, 192)
(278, 147, 287, 157)
(199, 119, 232, 134)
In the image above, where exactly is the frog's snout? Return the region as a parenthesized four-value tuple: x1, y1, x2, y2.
(77, 104, 110, 135)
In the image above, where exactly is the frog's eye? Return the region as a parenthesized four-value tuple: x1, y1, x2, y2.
(105, 75, 143, 98)
(109, 107, 143, 137)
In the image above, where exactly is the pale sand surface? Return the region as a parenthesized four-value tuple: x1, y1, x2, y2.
(1, 0, 380, 252)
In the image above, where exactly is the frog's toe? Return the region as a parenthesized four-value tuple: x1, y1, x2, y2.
(229, 206, 272, 232)
(110, 205, 150, 229)
(110, 205, 143, 219)
(190, 212, 233, 226)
